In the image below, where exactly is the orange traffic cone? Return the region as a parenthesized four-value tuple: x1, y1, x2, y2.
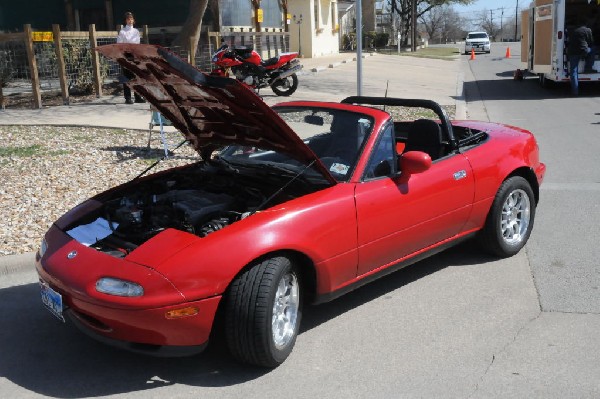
(470, 48, 476, 60)
(505, 47, 511, 58)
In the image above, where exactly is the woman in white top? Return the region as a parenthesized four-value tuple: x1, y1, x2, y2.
(117, 12, 143, 104)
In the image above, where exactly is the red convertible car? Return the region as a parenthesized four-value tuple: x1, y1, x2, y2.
(36, 44, 545, 367)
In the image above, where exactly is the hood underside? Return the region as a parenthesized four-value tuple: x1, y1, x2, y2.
(97, 44, 335, 183)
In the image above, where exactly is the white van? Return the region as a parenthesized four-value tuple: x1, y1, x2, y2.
(464, 31, 491, 54)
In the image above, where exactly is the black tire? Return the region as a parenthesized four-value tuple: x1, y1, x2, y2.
(225, 256, 302, 367)
(271, 73, 299, 96)
(479, 176, 536, 258)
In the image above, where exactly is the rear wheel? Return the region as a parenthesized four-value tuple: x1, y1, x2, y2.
(225, 256, 302, 367)
(479, 176, 536, 257)
(271, 73, 298, 96)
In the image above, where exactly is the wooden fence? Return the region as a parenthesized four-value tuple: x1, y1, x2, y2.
(1, 26, 289, 109)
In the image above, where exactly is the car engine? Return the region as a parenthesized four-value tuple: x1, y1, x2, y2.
(72, 165, 283, 257)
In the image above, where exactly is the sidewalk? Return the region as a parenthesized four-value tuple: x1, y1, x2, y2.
(0, 51, 465, 131)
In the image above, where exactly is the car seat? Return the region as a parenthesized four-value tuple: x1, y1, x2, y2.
(324, 114, 366, 165)
(404, 119, 444, 160)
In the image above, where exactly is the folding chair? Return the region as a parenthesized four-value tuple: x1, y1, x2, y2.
(148, 108, 176, 157)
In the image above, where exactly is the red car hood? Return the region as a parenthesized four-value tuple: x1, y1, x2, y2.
(97, 44, 336, 184)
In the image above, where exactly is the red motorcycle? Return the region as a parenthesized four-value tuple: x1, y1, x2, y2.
(210, 44, 302, 96)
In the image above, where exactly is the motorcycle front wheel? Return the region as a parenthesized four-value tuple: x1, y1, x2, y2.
(271, 73, 298, 96)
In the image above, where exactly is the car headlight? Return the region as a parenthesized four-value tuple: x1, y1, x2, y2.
(96, 277, 144, 297)
(39, 238, 48, 258)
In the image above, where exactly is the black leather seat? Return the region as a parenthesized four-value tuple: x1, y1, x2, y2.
(404, 119, 444, 160)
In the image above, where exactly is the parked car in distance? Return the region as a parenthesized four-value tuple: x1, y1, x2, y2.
(36, 44, 545, 368)
(465, 31, 491, 54)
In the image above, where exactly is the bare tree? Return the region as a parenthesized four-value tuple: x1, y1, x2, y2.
(478, 9, 500, 39)
(419, 5, 463, 44)
(390, 0, 474, 47)
(419, 6, 445, 43)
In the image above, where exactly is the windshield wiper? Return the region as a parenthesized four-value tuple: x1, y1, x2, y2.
(211, 155, 240, 173)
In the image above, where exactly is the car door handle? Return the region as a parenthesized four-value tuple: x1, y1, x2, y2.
(453, 170, 467, 180)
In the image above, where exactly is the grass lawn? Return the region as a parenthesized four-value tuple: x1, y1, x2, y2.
(399, 47, 461, 60)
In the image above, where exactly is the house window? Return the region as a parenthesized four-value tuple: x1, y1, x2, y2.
(221, 0, 253, 27)
(262, 0, 283, 28)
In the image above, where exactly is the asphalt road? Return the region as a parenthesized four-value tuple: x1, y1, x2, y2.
(1, 44, 599, 398)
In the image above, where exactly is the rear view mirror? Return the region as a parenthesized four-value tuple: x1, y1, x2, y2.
(304, 115, 324, 126)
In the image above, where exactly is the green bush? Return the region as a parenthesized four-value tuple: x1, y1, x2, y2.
(373, 32, 390, 48)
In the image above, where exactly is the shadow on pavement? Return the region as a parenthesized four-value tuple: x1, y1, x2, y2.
(0, 244, 493, 397)
(461, 73, 600, 102)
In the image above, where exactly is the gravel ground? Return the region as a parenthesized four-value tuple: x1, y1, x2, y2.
(0, 125, 197, 256)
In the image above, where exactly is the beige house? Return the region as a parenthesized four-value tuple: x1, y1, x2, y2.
(286, 0, 340, 58)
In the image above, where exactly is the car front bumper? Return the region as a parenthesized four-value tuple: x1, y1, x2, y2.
(37, 255, 222, 354)
(466, 43, 491, 52)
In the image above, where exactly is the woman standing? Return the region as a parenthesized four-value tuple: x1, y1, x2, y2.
(117, 12, 144, 104)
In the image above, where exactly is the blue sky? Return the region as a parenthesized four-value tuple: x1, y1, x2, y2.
(453, 0, 524, 30)
(454, 0, 525, 16)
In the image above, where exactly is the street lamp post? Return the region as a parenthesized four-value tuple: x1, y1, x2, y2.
(293, 14, 303, 57)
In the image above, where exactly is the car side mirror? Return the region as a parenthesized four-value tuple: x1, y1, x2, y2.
(398, 151, 431, 176)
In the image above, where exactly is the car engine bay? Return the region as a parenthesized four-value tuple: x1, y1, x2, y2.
(67, 163, 318, 258)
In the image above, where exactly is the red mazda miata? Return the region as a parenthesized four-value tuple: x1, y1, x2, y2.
(36, 44, 545, 367)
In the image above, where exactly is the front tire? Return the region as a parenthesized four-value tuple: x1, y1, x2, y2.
(479, 176, 536, 257)
(225, 256, 302, 367)
(271, 73, 299, 96)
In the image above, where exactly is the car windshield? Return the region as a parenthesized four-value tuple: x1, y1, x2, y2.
(468, 33, 488, 39)
(219, 107, 374, 182)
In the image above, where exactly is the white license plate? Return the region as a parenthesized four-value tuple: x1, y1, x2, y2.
(40, 280, 65, 322)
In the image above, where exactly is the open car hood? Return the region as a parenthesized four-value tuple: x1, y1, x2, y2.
(97, 44, 336, 184)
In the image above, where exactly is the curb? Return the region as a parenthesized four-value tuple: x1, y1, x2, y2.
(307, 53, 375, 74)
(0, 252, 36, 277)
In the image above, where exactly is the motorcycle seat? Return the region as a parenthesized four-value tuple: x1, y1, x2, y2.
(233, 45, 254, 59)
(261, 56, 280, 67)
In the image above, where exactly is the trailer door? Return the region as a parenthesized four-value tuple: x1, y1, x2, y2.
(521, 9, 531, 69)
(532, 0, 553, 74)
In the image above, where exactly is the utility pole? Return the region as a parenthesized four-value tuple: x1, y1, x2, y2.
(515, 0, 519, 41)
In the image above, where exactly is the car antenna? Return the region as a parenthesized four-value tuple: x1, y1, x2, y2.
(383, 80, 389, 112)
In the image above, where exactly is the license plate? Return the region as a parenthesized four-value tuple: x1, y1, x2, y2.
(40, 280, 65, 322)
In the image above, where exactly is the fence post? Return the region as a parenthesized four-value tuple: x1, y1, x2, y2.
(52, 24, 69, 105)
(143, 25, 149, 44)
(23, 24, 42, 109)
(89, 24, 102, 97)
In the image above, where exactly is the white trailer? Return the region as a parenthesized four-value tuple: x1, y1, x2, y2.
(519, 0, 600, 86)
